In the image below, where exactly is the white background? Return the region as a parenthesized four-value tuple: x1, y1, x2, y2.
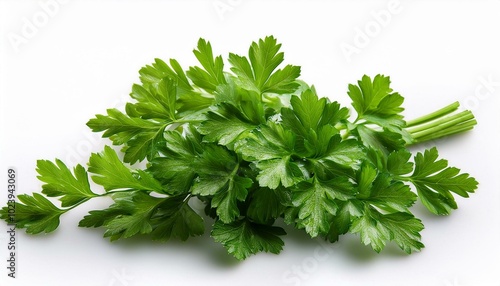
(1, 1, 500, 286)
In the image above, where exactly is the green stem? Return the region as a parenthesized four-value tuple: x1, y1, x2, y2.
(405, 102, 476, 145)
(410, 119, 477, 143)
(407, 110, 474, 136)
(61, 189, 139, 213)
(406, 101, 459, 127)
(61, 198, 93, 213)
(96, 189, 137, 197)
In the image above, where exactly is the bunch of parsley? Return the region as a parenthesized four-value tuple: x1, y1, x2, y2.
(1, 36, 478, 260)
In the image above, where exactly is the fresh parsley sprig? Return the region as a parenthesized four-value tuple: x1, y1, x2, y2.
(1, 36, 478, 260)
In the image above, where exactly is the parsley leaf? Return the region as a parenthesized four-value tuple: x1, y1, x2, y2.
(280, 87, 360, 163)
(281, 88, 349, 140)
(187, 38, 226, 92)
(129, 78, 177, 121)
(326, 200, 364, 242)
(237, 122, 304, 189)
(253, 158, 304, 190)
(191, 145, 251, 223)
(409, 147, 478, 215)
(78, 206, 125, 229)
(348, 75, 404, 124)
(36, 159, 96, 207)
(229, 35, 300, 94)
(348, 75, 411, 152)
(386, 149, 414, 176)
(139, 58, 191, 91)
(150, 196, 205, 242)
(148, 127, 203, 195)
(317, 136, 364, 168)
(80, 192, 204, 242)
(246, 187, 289, 224)
(349, 206, 391, 252)
(350, 206, 424, 253)
(211, 219, 286, 260)
(88, 146, 163, 193)
(0, 193, 64, 234)
(102, 192, 162, 240)
(138, 58, 214, 119)
(199, 102, 260, 145)
(86, 108, 167, 164)
(356, 161, 416, 213)
(290, 177, 353, 237)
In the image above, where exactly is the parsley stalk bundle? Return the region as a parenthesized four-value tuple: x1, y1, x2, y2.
(1, 36, 478, 260)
